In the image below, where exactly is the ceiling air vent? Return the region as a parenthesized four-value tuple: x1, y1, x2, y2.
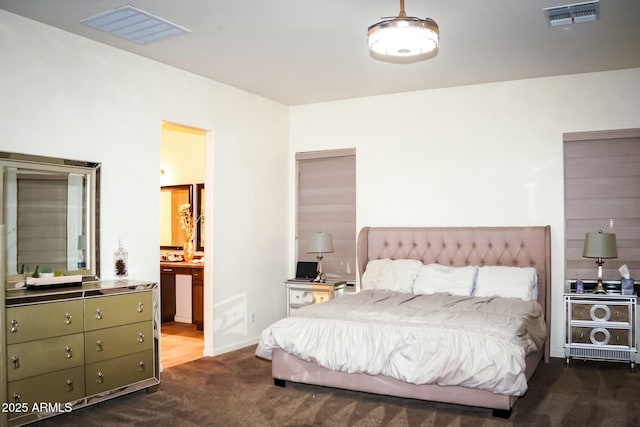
(80, 5, 191, 45)
(543, 1, 599, 27)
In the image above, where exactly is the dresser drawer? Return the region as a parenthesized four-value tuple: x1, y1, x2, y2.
(84, 291, 152, 331)
(571, 302, 630, 323)
(289, 289, 331, 307)
(7, 333, 85, 381)
(7, 366, 85, 413)
(571, 326, 631, 347)
(85, 350, 154, 396)
(85, 321, 153, 363)
(6, 300, 84, 344)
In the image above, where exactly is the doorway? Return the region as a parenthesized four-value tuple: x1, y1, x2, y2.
(159, 121, 206, 368)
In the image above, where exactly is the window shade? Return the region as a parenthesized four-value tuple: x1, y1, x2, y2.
(17, 175, 68, 272)
(564, 129, 640, 282)
(296, 149, 356, 280)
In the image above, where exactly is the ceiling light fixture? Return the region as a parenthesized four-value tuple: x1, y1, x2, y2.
(368, 0, 439, 60)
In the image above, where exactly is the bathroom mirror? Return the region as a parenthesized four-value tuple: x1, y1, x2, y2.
(0, 152, 101, 284)
(160, 184, 192, 248)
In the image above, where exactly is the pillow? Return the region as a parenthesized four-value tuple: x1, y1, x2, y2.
(412, 264, 478, 296)
(361, 259, 422, 293)
(473, 266, 538, 301)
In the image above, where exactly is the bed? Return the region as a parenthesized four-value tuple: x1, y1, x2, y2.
(257, 226, 551, 416)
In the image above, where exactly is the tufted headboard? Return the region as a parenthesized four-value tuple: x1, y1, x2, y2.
(357, 226, 551, 362)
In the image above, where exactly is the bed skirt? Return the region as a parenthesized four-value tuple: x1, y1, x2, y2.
(272, 348, 543, 412)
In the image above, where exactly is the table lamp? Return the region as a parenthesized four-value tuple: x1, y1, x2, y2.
(308, 231, 333, 283)
(582, 230, 617, 294)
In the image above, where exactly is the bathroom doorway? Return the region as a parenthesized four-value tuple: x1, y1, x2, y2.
(159, 121, 206, 368)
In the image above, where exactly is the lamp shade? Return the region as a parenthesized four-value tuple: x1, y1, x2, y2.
(582, 231, 617, 259)
(308, 232, 334, 254)
(368, 17, 439, 57)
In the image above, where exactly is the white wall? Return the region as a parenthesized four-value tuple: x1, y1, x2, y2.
(0, 10, 290, 356)
(289, 68, 640, 359)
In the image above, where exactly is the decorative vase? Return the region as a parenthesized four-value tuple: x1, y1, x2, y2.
(183, 240, 195, 263)
(114, 238, 128, 280)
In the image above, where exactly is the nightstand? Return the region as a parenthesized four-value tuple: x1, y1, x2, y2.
(285, 279, 346, 316)
(564, 290, 637, 371)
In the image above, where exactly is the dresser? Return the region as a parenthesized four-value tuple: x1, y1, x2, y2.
(564, 291, 637, 371)
(285, 279, 346, 317)
(2, 280, 159, 426)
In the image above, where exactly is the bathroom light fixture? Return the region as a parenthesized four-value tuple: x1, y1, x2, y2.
(308, 231, 334, 283)
(368, 0, 439, 60)
(582, 230, 617, 294)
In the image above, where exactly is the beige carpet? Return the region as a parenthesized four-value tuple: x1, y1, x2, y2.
(34, 345, 640, 426)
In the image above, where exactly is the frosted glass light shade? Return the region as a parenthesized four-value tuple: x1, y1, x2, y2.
(368, 17, 439, 57)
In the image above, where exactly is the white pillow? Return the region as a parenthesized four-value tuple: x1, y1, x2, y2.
(473, 266, 538, 301)
(412, 264, 478, 296)
(361, 259, 422, 293)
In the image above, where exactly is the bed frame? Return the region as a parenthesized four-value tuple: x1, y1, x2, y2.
(272, 226, 551, 416)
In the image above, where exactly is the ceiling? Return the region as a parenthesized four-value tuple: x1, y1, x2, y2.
(1, 0, 639, 106)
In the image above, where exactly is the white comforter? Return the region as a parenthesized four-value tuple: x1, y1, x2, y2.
(256, 290, 547, 396)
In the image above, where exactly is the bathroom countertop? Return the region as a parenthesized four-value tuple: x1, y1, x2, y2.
(160, 261, 204, 269)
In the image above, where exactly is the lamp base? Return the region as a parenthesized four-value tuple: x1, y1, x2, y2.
(314, 254, 326, 283)
(593, 282, 606, 294)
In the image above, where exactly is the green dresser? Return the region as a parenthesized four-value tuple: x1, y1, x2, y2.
(2, 280, 159, 427)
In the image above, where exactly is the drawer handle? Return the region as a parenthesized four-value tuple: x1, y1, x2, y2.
(96, 340, 103, 352)
(139, 361, 146, 372)
(162, 268, 173, 272)
(96, 372, 104, 384)
(10, 319, 18, 333)
(66, 379, 74, 391)
(65, 345, 73, 358)
(11, 356, 20, 369)
(303, 292, 316, 304)
(137, 302, 144, 313)
(65, 312, 73, 325)
(12, 393, 21, 403)
(138, 332, 145, 343)
(96, 308, 103, 320)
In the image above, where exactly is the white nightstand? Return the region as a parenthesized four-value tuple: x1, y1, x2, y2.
(564, 290, 637, 371)
(285, 279, 346, 317)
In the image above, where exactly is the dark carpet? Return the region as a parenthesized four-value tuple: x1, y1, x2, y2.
(34, 345, 640, 426)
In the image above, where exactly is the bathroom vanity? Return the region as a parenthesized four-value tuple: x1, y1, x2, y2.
(160, 262, 204, 330)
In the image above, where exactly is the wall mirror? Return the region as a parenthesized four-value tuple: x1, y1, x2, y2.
(160, 184, 192, 248)
(0, 152, 101, 284)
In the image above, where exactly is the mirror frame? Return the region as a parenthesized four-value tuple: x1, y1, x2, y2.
(195, 183, 205, 252)
(160, 184, 193, 250)
(0, 151, 101, 284)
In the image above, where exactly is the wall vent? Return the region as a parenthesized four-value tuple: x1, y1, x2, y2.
(543, 1, 599, 27)
(80, 5, 191, 45)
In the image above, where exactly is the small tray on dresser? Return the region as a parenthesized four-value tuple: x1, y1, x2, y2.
(25, 275, 83, 290)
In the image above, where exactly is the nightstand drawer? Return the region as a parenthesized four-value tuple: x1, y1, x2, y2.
(571, 326, 631, 347)
(571, 303, 630, 323)
(289, 289, 331, 307)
